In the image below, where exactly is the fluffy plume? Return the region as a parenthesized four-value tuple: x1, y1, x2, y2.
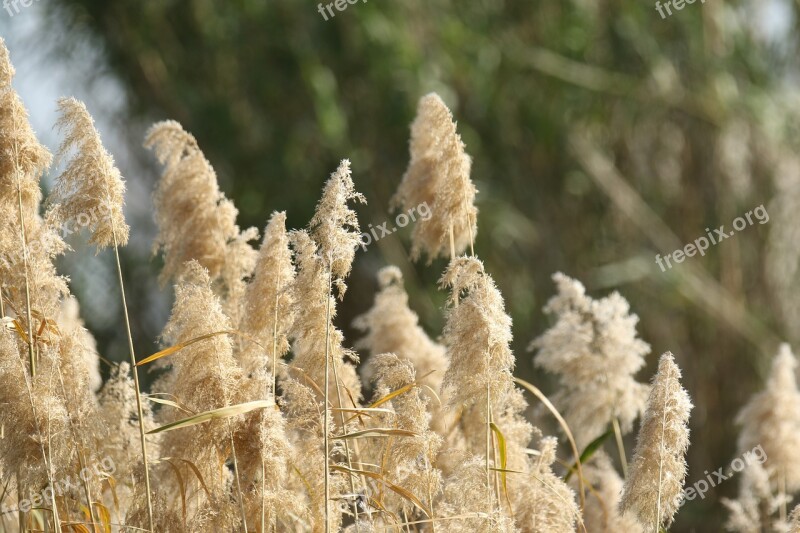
(0, 38, 51, 211)
(355, 266, 447, 385)
(723, 461, 781, 533)
(145, 120, 258, 323)
(369, 353, 443, 519)
(393, 92, 477, 261)
(353, 266, 450, 432)
(620, 352, 692, 531)
(530, 273, 651, 447)
(437, 454, 517, 532)
(0, 329, 67, 491)
(234, 369, 296, 529)
(513, 436, 580, 532)
(582, 453, 644, 533)
(309, 159, 365, 297)
(57, 296, 101, 391)
(439, 257, 515, 412)
(280, 378, 348, 531)
(238, 211, 296, 376)
(156, 261, 244, 527)
(0, 37, 65, 329)
(736, 343, 800, 493)
(97, 362, 159, 512)
(288, 230, 361, 405)
(0, 41, 77, 509)
(49, 97, 129, 247)
(790, 504, 800, 533)
(290, 160, 366, 401)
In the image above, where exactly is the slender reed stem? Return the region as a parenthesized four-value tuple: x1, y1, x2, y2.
(16, 472, 25, 533)
(44, 369, 62, 533)
(0, 474, 11, 532)
(780, 471, 787, 523)
(612, 417, 628, 478)
(260, 460, 266, 533)
(485, 352, 493, 520)
(271, 289, 280, 399)
(448, 224, 456, 263)
(16, 357, 62, 532)
(13, 144, 36, 377)
(229, 430, 249, 533)
(55, 368, 97, 531)
(655, 374, 670, 533)
(264, 279, 282, 531)
(425, 456, 436, 533)
(329, 328, 361, 527)
(111, 233, 154, 532)
(323, 268, 332, 533)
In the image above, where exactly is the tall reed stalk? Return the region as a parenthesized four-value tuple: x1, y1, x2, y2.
(112, 231, 154, 532)
(11, 113, 35, 378)
(323, 268, 332, 533)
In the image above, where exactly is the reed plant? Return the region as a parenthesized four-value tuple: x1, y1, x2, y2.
(9, 38, 796, 533)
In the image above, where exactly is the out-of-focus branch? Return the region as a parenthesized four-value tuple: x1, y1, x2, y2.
(570, 131, 780, 357)
(505, 41, 722, 125)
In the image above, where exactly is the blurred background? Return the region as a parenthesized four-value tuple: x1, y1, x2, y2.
(2, 0, 798, 530)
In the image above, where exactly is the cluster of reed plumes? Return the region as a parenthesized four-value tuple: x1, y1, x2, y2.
(0, 39, 798, 533)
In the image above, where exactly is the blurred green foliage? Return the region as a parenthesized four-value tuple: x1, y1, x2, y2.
(44, 0, 800, 529)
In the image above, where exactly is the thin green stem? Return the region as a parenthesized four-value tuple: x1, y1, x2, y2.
(612, 417, 628, 478)
(780, 471, 787, 524)
(112, 234, 154, 532)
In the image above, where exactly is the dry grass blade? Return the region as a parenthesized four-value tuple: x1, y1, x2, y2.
(9, 318, 28, 342)
(60, 521, 152, 532)
(147, 400, 272, 434)
(144, 395, 195, 415)
(514, 377, 586, 512)
(332, 428, 419, 440)
(387, 513, 489, 528)
(65, 523, 92, 533)
(104, 477, 121, 526)
(94, 502, 112, 533)
(345, 373, 436, 424)
(331, 465, 431, 518)
(163, 459, 188, 526)
(489, 422, 511, 509)
(368, 371, 437, 409)
(332, 407, 394, 415)
(180, 459, 213, 501)
(136, 330, 242, 366)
